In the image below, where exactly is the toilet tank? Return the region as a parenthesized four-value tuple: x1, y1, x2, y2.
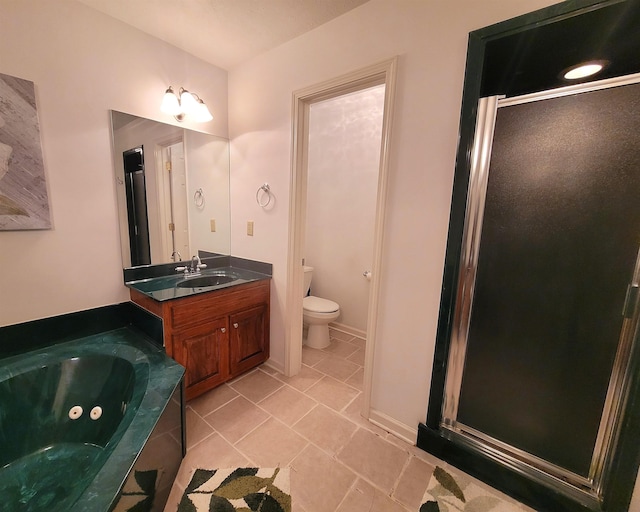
(303, 266, 313, 296)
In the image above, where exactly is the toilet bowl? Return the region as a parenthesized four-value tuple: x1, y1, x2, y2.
(302, 266, 340, 349)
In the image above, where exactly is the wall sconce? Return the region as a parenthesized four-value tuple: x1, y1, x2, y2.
(161, 86, 213, 122)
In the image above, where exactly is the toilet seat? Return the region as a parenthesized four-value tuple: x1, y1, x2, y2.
(303, 296, 339, 313)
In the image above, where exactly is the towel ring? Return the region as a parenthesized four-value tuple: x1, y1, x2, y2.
(256, 183, 272, 208)
(194, 188, 205, 208)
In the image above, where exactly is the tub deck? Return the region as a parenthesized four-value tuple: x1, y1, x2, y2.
(0, 323, 184, 512)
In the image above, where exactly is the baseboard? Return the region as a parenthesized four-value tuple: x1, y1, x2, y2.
(369, 408, 417, 445)
(329, 322, 367, 339)
(263, 358, 284, 374)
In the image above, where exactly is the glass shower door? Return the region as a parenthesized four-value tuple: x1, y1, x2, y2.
(442, 76, 640, 497)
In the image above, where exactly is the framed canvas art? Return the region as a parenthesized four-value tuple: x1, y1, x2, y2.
(0, 72, 51, 230)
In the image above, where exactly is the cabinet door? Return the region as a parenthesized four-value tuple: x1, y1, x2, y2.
(173, 316, 229, 400)
(229, 304, 269, 376)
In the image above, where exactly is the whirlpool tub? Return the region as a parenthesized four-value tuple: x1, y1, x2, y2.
(0, 326, 184, 511)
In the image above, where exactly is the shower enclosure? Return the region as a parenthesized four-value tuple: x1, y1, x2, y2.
(445, 75, 640, 499)
(417, 2, 640, 510)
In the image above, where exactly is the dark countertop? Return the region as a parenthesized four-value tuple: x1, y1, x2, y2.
(125, 265, 271, 302)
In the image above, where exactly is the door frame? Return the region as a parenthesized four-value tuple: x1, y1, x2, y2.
(284, 58, 398, 419)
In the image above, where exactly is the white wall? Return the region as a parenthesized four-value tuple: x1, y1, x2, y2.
(185, 131, 231, 256)
(0, 0, 228, 327)
(305, 85, 384, 333)
(228, 0, 559, 435)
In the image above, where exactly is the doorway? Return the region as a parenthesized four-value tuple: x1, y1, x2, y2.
(305, 84, 385, 337)
(285, 59, 397, 418)
(157, 139, 189, 262)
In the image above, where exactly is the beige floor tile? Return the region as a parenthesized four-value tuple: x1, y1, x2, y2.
(347, 348, 366, 366)
(337, 478, 409, 512)
(328, 329, 356, 342)
(180, 408, 215, 449)
(398, 439, 445, 467)
(313, 355, 360, 381)
(322, 339, 360, 358)
(258, 385, 317, 425)
(337, 428, 410, 494)
(305, 376, 360, 411)
(349, 336, 367, 348)
(293, 404, 358, 456)
(290, 444, 357, 512)
(235, 417, 309, 467)
(229, 368, 284, 403)
(345, 367, 364, 390)
(345, 336, 366, 349)
(188, 383, 238, 417)
(393, 456, 434, 509)
(259, 363, 279, 375)
(342, 393, 389, 436)
(204, 396, 269, 444)
(301, 346, 329, 366)
(274, 364, 324, 392)
(174, 433, 250, 488)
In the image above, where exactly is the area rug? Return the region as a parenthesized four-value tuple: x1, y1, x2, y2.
(177, 467, 291, 512)
(420, 466, 527, 512)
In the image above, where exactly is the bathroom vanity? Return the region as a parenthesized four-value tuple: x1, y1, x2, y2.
(127, 263, 271, 401)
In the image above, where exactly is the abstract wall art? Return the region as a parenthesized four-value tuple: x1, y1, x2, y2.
(0, 72, 51, 230)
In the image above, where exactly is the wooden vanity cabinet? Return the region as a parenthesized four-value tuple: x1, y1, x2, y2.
(130, 279, 270, 400)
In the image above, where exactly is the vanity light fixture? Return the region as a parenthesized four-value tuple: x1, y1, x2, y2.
(561, 60, 608, 81)
(161, 86, 213, 122)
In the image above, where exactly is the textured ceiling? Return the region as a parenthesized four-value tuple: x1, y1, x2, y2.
(75, 0, 369, 70)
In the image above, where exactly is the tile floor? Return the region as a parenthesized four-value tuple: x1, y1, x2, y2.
(163, 327, 532, 512)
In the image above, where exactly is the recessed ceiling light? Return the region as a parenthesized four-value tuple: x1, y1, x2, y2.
(562, 61, 608, 80)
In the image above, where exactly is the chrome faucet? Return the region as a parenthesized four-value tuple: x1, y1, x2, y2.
(190, 255, 199, 272)
(175, 255, 207, 275)
(171, 251, 182, 262)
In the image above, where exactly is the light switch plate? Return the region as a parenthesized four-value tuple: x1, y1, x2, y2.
(210, 219, 216, 232)
(247, 220, 254, 236)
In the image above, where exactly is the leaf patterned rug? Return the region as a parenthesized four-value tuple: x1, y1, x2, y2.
(177, 467, 291, 512)
(420, 466, 527, 512)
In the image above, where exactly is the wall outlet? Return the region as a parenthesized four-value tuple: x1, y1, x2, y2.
(210, 219, 216, 232)
(247, 220, 254, 236)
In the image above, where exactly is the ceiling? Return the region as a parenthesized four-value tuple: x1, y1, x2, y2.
(76, 0, 369, 70)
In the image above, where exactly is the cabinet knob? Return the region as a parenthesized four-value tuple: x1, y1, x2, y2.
(220, 327, 226, 333)
(233, 323, 239, 329)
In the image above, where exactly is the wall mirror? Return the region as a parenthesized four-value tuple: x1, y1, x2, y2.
(111, 111, 230, 269)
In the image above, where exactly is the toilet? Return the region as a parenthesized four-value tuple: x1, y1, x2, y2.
(303, 266, 340, 349)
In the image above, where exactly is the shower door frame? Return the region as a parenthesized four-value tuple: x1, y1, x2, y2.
(418, 3, 640, 510)
(440, 73, 640, 502)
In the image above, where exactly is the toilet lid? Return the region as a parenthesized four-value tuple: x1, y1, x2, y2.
(303, 296, 339, 313)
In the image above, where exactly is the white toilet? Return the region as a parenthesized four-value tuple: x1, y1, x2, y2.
(303, 266, 340, 349)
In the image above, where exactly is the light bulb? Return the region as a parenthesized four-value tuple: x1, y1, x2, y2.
(160, 87, 181, 115)
(193, 99, 213, 122)
(563, 61, 606, 80)
(180, 89, 199, 115)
